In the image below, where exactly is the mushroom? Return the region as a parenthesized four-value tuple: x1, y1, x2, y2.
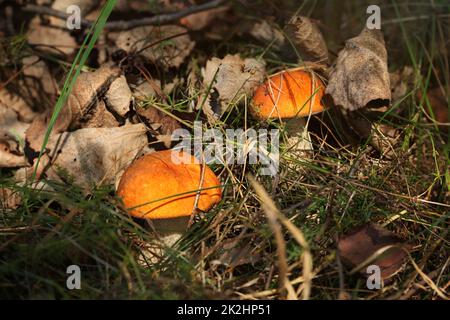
(251, 68, 327, 160)
(117, 149, 222, 262)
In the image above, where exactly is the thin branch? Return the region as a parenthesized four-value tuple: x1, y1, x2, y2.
(23, 0, 229, 31)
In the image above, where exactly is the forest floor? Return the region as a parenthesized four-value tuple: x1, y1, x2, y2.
(0, 0, 449, 299)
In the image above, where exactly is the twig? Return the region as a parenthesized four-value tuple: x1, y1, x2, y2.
(23, 0, 229, 31)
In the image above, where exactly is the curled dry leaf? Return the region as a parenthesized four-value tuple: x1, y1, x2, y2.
(284, 15, 329, 63)
(338, 223, 411, 279)
(46, 124, 148, 189)
(326, 28, 391, 111)
(199, 54, 265, 119)
(67, 65, 122, 128)
(116, 25, 194, 69)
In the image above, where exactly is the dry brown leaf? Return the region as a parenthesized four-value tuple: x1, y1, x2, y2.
(390, 66, 415, 102)
(0, 87, 37, 123)
(180, 6, 230, 31)
(0, 187, 21, 210)
(25, 105, 72, 152)
(248, 20, 285, 51)
(13, 154, 54, 183)
(370, 123, 399, 158)
(105, 75, 132, 117)
(116, 25, 194, 69)
(132, 80, 164, 100)
(135, 105, 181, 136)
(82, 100, 120, 128)
(22, 56, 58, 96)
(68, 65, 122, 128)
(199, 54, 265, 119)
(27, 17, 77, 56)
(285, 15, 328, 63)
(0, 96, 30, 168)
(0, 144, 28, 168)
(326, 28, 391, 111)
(25, 66, 123, 152)
(338, 223, 411, 279)
(213, 238, 261, 268)
(47, 124, 148, 189)
(0, 100, 29, 141)
(419, 86, 449, 132)
(51, 0, 96, 14)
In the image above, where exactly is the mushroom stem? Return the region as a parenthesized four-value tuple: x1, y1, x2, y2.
(149, 216, 190, 246)
(284, 117, 313, 160)
(138, 217, 190, 265)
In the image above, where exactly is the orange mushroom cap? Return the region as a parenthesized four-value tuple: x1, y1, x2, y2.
(251, 69, 326, 120)
(117, 150, 222, 219)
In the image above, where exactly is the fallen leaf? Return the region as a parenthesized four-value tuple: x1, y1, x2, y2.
(51, 0, 96, 15)
(199, 54, 265, 119)
(68, 65, 122, 128)
(0, 87, 37, 122)
(135, 105, 181, 137)
(27, 16, 77, 56)
(285, 15, 329, 63)
(25, 106, 72, 152)
(419, 86, 449, 133)
(338, 223, 411, 279)
(21, 55, 58, 97)
(105, 75, 132, 117)
(0, 143, 28, 168)
(25, 66, 125, 152)
(116, 25, 194, 69)
(370, 123, 399, 158)
(390, 66, 415, 102)
(248, 20, 285, 51)
(180, 6, 229, 31)
(0, 97, 30, 168)
(82, 100, 120, 128)
(0, 99, 30, 141)
(0, 187, 22, 210)
(213, 237, 261, 268)
(326, 28, 391, 111)
(47, 124, 148, 189)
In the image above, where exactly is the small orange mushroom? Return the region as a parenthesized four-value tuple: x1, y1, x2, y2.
(251, 68, 326, 120)
(117, 150, 222, 220)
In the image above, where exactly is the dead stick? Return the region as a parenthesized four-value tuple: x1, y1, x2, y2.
(23, 0, 229, 31)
